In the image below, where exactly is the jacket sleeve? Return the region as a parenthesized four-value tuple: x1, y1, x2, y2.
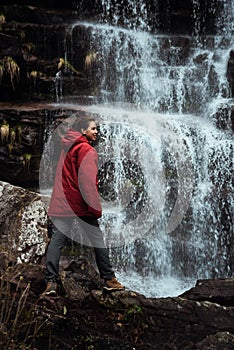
(78, 147, 102, 218)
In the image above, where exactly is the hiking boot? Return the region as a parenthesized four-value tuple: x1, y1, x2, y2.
(103, 277, 125, 291)
(42, 281, 58, 296)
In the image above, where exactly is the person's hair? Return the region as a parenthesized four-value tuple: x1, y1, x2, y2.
(72, 112, 96, 132)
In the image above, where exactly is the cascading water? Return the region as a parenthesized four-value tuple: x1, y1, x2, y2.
(42, 0, 234, 297)
(84, 106, 233, 297)
(87, 24, 233, 116)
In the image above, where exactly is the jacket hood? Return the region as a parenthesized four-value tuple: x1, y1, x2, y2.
(61, 128, 88, 149)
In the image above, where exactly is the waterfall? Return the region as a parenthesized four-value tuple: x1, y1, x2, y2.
(85, 106, 233, 297)
(41, 1, 234, 297)
(84, 24, 232, 116)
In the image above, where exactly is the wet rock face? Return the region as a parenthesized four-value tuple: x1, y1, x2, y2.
(0, 105, 76, 187)
(0, 1, 231, 104)
(0, 28, 64, 102)
(0, 180, 49, 263)
(0, 3, 91, 102)
(0, 108, 45, 187)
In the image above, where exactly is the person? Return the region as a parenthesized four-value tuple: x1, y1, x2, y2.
(42, 112, 124, 296)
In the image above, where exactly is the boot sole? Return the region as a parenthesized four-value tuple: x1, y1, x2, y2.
(43, 290, 57, 296)
(103, 286, 125, 292)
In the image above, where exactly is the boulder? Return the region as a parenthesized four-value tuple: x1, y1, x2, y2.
(0, 180, 49, 263)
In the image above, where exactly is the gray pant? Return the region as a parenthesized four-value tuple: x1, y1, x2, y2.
(45, 216, 115, 282)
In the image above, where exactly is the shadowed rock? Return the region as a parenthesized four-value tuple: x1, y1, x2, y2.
(0, 252, 234, 350)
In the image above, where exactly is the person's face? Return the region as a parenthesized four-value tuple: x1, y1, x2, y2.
(82, 121, 98, 142)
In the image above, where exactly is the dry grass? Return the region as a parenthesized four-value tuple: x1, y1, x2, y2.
(85, 51, 97, 70)
(0, 124, 9, 143)
(58, 58, 80, 75)
(0, 56, 20, 90)
(0, 266, 48, 349)
(0, 14, 5, 30)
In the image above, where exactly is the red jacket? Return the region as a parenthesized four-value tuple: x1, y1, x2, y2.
(48, 128, 102, 218)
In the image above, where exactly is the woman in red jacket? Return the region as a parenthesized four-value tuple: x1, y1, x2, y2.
(43, 113, 124, 296)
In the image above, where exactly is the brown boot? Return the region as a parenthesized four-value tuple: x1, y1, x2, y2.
(103, 277, 125, 291)
(42, 281, 58, 296)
